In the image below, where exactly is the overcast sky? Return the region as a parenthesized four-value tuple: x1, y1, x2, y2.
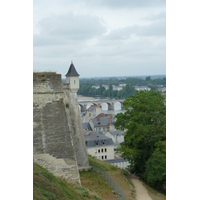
(33, 0, 166, 78)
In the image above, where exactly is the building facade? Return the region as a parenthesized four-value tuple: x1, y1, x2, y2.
(84, 131, 114, 160)
(82, 105, 103, 122)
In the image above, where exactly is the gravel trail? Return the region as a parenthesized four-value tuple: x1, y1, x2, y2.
(131, 178, 152, 200)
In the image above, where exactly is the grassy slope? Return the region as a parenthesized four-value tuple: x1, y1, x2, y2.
(142, 182, 166, 200)
(34, 156, 165, 200)
(80, 156, 135, 200)
(80, 171, 119, 200)
(33, 162, 100, 200)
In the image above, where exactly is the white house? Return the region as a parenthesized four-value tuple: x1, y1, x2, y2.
(119, 83, 126, 87)
(92, 85, 100, 89)
(112, 85, 123, 91)
(135, 86, 151, 91)
(102, 85, 109, 90)
(84, 131, 114, 160)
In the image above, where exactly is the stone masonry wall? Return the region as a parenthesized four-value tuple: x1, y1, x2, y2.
(33, 73, 62, 93)
(33, 92, 80, 182)
(33, 73, 89, 183)
(64, 92, 89, 169)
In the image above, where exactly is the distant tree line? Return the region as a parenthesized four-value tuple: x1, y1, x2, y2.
(77, 83, 135, 99)
(77, 76, 166, 87)
(74, 76, 166, 99)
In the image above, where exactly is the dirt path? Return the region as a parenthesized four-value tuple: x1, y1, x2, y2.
(131, 178, 152, 200)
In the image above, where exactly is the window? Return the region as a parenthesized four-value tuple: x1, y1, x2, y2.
(101, 149, 103, 152)
(98, 149, 100, 153)
(95, 149, 97, 154)
(105, 155, 107, 159)
(102, 156, 104, 160)
(74, 80, 76, 84)
(105, 148, 107, 152)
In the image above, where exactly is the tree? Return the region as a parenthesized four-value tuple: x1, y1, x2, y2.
(145, 76, 151, 81)
(144, 141, 166, 194)
(109, 84, 113, 97)
(117, 84, 135, 99)
(115, 91, 166, 192)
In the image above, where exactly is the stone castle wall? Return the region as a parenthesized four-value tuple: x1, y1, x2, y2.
(66, 92, 89, 168)
(33, 73, 63, 93)
(33, 73, 89, 183)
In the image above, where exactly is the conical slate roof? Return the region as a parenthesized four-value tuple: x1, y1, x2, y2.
(65, 62, 80, 77)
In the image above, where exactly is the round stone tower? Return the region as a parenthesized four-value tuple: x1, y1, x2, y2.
(65, 61, 80, 93)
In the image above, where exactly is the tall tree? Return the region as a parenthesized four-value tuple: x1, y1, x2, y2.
(109, 84, 113, 97)
(115, 91, 166, 192)
(145, 76, 151, 81)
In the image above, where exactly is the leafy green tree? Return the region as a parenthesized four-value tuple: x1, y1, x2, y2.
(117, 84, 135, 99)
(109, 84, 113, 97)
(115, 91, 166, 192)
(145, 76, 151, 81)
(144, 141, 166, 194)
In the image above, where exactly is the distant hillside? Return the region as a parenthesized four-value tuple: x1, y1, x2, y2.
(33, 162, 100, 200)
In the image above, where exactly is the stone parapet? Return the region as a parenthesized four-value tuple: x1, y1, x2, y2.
(33, 73, 63, 93)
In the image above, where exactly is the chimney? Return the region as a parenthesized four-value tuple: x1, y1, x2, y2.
(110, 115, 113, 124)
(98, 116, 101, 122)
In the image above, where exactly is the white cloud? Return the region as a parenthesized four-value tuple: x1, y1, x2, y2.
(33, 0, 166, 77)
(34, 13, 106, 46)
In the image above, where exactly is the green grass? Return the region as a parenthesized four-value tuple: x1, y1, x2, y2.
(88, 155, 118, 171)
(81, 156, 136, 200)
(142, 182, 166, 200)
(34, 157, 137, 200)
(33, 162, 100, 200)
(33, 72, 57, 76)
(80, 170, 118, 200)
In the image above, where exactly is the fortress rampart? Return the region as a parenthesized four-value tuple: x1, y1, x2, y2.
(33, 72, 63, 93)
(33, 71, 89, 184)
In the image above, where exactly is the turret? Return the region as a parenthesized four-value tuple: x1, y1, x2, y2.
(65, 61, 80, 93)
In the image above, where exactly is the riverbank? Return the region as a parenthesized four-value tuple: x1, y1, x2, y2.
(77, 95, 96, 100)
